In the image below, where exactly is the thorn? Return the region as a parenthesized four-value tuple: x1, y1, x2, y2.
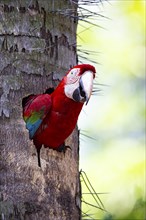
(1, 36, 8, 51)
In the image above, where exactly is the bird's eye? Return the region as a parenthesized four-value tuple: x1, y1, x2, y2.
(68, 68, 80, 77)
(69, 70, 76, 76)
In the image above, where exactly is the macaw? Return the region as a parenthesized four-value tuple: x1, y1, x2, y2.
(22, 64, 96, 167)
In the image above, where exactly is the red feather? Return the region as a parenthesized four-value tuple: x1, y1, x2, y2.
(33, 84, 83, 148)
(22, 64, 96, 166)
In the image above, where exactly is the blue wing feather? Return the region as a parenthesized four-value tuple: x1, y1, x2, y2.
(22, 94, 52, 139)
(26, 119, 42, 139)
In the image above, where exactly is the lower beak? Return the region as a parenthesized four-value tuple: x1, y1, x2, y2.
(79, 70, 94, 104)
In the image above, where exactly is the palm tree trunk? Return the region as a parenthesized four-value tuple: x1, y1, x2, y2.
(0, 0, 81, 219)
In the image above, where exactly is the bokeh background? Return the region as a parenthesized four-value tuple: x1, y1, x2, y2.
(77, 1, 145, 219)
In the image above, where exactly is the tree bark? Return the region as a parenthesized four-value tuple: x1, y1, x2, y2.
(0, 1, 81, 219)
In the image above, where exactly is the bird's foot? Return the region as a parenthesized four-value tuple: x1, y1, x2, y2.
(57, 143, 71, 154)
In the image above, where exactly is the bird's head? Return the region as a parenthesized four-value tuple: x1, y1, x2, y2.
(64, 64, 96, 104)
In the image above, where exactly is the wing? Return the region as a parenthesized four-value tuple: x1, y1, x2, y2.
(22, 94, 52, 139)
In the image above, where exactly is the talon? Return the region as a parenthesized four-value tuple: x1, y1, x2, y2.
(65, 145, 72, 151)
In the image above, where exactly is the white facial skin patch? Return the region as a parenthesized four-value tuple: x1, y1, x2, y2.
(64, 70, 94, 103)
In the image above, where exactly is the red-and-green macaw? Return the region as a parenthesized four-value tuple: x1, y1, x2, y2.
(22, 64, 96, 167)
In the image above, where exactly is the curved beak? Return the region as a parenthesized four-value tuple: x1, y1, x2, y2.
(80, 70, 94, 104)
(72, 70, 94, 104)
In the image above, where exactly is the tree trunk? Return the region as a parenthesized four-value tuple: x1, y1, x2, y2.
(0, 1, 81, 219)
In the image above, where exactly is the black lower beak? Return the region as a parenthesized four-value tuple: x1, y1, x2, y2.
(72, 79, 87, 103)
(72, 88, 81, 102)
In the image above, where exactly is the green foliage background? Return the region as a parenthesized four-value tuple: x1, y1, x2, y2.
(77, 1, 145, 219)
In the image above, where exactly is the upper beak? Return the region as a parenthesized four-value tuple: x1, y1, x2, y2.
(79, 70, 94, 104)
